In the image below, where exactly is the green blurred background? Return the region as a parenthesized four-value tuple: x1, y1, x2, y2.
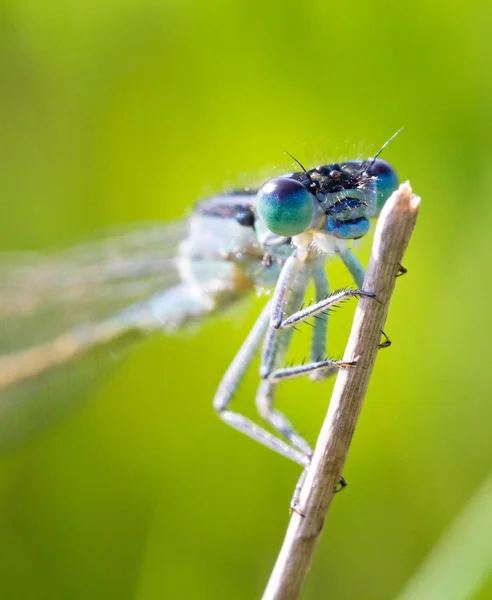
(1, 1, 492, 599)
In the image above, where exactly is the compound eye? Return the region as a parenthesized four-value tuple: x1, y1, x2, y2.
(256, 177, 315, 236)
(367, 158, 399, 213)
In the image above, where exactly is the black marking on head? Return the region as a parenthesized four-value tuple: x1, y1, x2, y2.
(234, 207, 256, 227)
(198, 195, 257, 228)
(310, 162, 370, 196)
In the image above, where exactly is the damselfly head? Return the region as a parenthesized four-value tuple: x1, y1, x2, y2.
(256, 132, 400, 241)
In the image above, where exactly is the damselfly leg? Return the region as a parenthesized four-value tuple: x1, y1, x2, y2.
(214, 244, 373, 489)
(213, 299, 310, 468)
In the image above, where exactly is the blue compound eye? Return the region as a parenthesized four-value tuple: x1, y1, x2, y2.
(256, 177, 315, 237)
(367, 158, 399, 214)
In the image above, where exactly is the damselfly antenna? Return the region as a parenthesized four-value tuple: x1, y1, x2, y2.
(284, 151, 315, 188)
(364, 127, 403, 172)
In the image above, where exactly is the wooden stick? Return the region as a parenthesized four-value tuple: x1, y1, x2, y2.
(262, 182, 421, 600)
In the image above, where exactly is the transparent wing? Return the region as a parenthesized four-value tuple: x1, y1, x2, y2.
(0, 222, 185, 353)
(0, 221, 187, 447)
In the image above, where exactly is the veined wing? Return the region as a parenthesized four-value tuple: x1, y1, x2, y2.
(0, 222, 185, 353)
(0, 221, 186, 447)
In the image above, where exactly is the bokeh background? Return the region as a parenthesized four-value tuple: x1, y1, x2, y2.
(1, 1, 492, 599)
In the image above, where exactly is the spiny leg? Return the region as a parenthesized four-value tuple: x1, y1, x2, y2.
(259, 253, 359, 442)
(260, 250, 309, 376)
(213, 299, 309, 467)
(259, 253, 357, 447)
(215, 251, 363, 493)
(255, 379, 312, 457)
(257, 260, 314, 456)
(269, 251, 304, 329)
(265, 280, 372, 381)
(267, 357, 356, 383)
(269, 249, 373, 331)
(308, 260, 333, 382)
(275, 288, 374, 330)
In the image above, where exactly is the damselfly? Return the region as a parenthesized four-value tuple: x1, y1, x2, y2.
(0, 138, 399, 465)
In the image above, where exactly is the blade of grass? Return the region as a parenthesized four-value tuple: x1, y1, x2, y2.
(397, 472, 492, 600)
